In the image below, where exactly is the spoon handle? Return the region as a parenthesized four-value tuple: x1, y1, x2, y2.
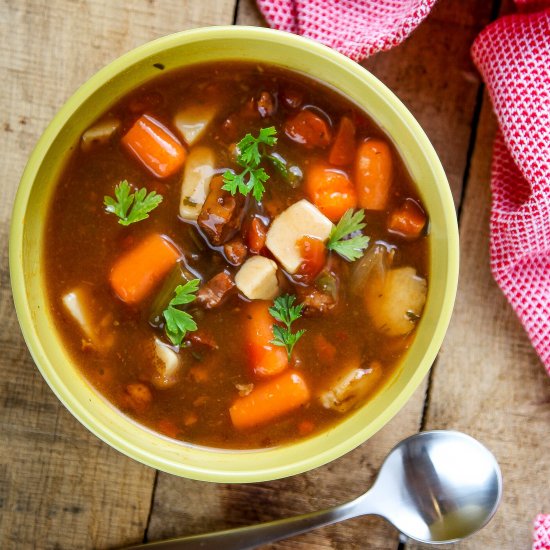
(126, 500, 361, 550)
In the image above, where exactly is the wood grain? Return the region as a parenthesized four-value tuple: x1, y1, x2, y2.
(0, 1, 235, 549)
(408, 95, 550, 550)
(143, 1, 500, 549)
(4, 1, 548, 550)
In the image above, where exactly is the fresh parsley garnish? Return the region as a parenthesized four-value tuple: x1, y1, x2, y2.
(162, 279, 200, 346)
(269, 294, 306, 360)
(104, 180, 163, 226)
(222, 127, 277, 201)
(327, 209, 370, 261)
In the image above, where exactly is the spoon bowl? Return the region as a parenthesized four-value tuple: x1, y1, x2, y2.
(127, 431, 502, 549)
(361, 430, 502, 544)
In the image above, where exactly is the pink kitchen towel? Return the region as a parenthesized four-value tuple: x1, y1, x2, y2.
(534, 514, 550, 550)
(255, 0, 436, 61)
(471, 2, 550, 375)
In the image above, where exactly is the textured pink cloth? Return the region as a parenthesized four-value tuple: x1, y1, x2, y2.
(534, 514, 550, 550)
(255, 0, 436, 61)
(471, 2, 550, 375)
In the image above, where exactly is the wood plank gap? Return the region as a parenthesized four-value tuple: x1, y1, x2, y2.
(455, 84, 485, 223)
(456, 0, 502, 222)
(142, 470, 160, 543)
(418, 356, 439, 431)
(232, 0, 241, 25)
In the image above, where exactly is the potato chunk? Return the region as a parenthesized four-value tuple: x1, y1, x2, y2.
(265, 199, 333, 273)
(235, 256, 279, 300)
(174, 103, 218, 145)
(365, 266, 427, 336)
(179, 146, 215, 220)
(319, 360, 382, 413)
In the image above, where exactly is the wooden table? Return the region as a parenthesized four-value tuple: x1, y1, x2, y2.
(2, 1, 549, 548)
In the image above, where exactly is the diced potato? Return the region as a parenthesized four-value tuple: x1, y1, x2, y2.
(265, 199, 333, 273)
(319, 359, 383, 413)
(152, 338, 181, 389)
(62, 287, 113, 351)
(179, 146, 215, 220)
(235, 256, 279, 300)
(174, 103, 218, 145)
(81, 116, 120, 152)
(365, 266, 427, 336)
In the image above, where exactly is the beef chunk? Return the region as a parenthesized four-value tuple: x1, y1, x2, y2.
(196, 271, 235, 309)
(198, 176, 245, 245)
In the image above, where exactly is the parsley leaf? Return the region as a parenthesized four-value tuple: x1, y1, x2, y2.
(326, 209, 370, 261)
(104, 180, 163, 226)
(222, 127, 277, 201)
(162, 279, 200, 346)
(269, 294, 306, 360)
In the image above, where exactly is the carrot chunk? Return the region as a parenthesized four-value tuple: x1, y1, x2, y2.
(245, 301, 288, 378)
(329, 116, 356, 166)
(248, 217, 267, 255)
(306, 163, 357, 221)
(230, 370, 310, 429)
(121, 114, 186, 178)
(284, 109, 332, 149)
(354, 139, 393, 210)
(388, 199, 427, 239)
(110, 234, 180, 304)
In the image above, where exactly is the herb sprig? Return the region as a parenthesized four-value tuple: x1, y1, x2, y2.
(104, 180, 162, 226)
(222, 127, 277, 201)
(269, 294, 306, 360)
(162, 279, 200, 346)
(327, 209, 370, 261)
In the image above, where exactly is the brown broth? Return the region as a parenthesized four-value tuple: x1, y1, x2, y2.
(44, 61, 429, 449)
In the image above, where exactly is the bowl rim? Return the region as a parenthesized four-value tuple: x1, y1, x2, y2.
(9, 25, 459, 482)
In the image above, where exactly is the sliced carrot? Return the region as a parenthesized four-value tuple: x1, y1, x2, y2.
(284, 109, 332, 149)
(329, 116, 356, 166)
(306, 163, 357, 221)
(248, 217, 267, 255)
(354, 139, 393, 210)
(230, 370, 310, 429)
(245, 301, 288, 378)
(110, 234, 180, 305)
(388, 199, 427, 239)
(296, 236, 327, 283)
(121, 114, 186, 178)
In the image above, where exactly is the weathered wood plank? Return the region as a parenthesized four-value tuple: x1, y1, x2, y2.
(144, 1, 498, 549)
(408, 94, 550, 550)
(0, 1, 236, 549)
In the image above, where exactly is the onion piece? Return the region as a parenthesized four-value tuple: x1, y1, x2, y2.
(179, 146, 215, 221)
(319, 359, 383, 413)
(80, 116, 120, 152)
(62, 287, 114, 351)
(152, 338, 181, 389)
(350, 243, 390, 296)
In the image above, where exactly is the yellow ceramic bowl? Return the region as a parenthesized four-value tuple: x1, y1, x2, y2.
(10, 26, 458, 482)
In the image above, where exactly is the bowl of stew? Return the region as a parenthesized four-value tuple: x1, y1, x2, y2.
(10, 26, 458, 481)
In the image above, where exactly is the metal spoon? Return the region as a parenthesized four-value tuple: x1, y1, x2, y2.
(127, 430, 502, 549)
